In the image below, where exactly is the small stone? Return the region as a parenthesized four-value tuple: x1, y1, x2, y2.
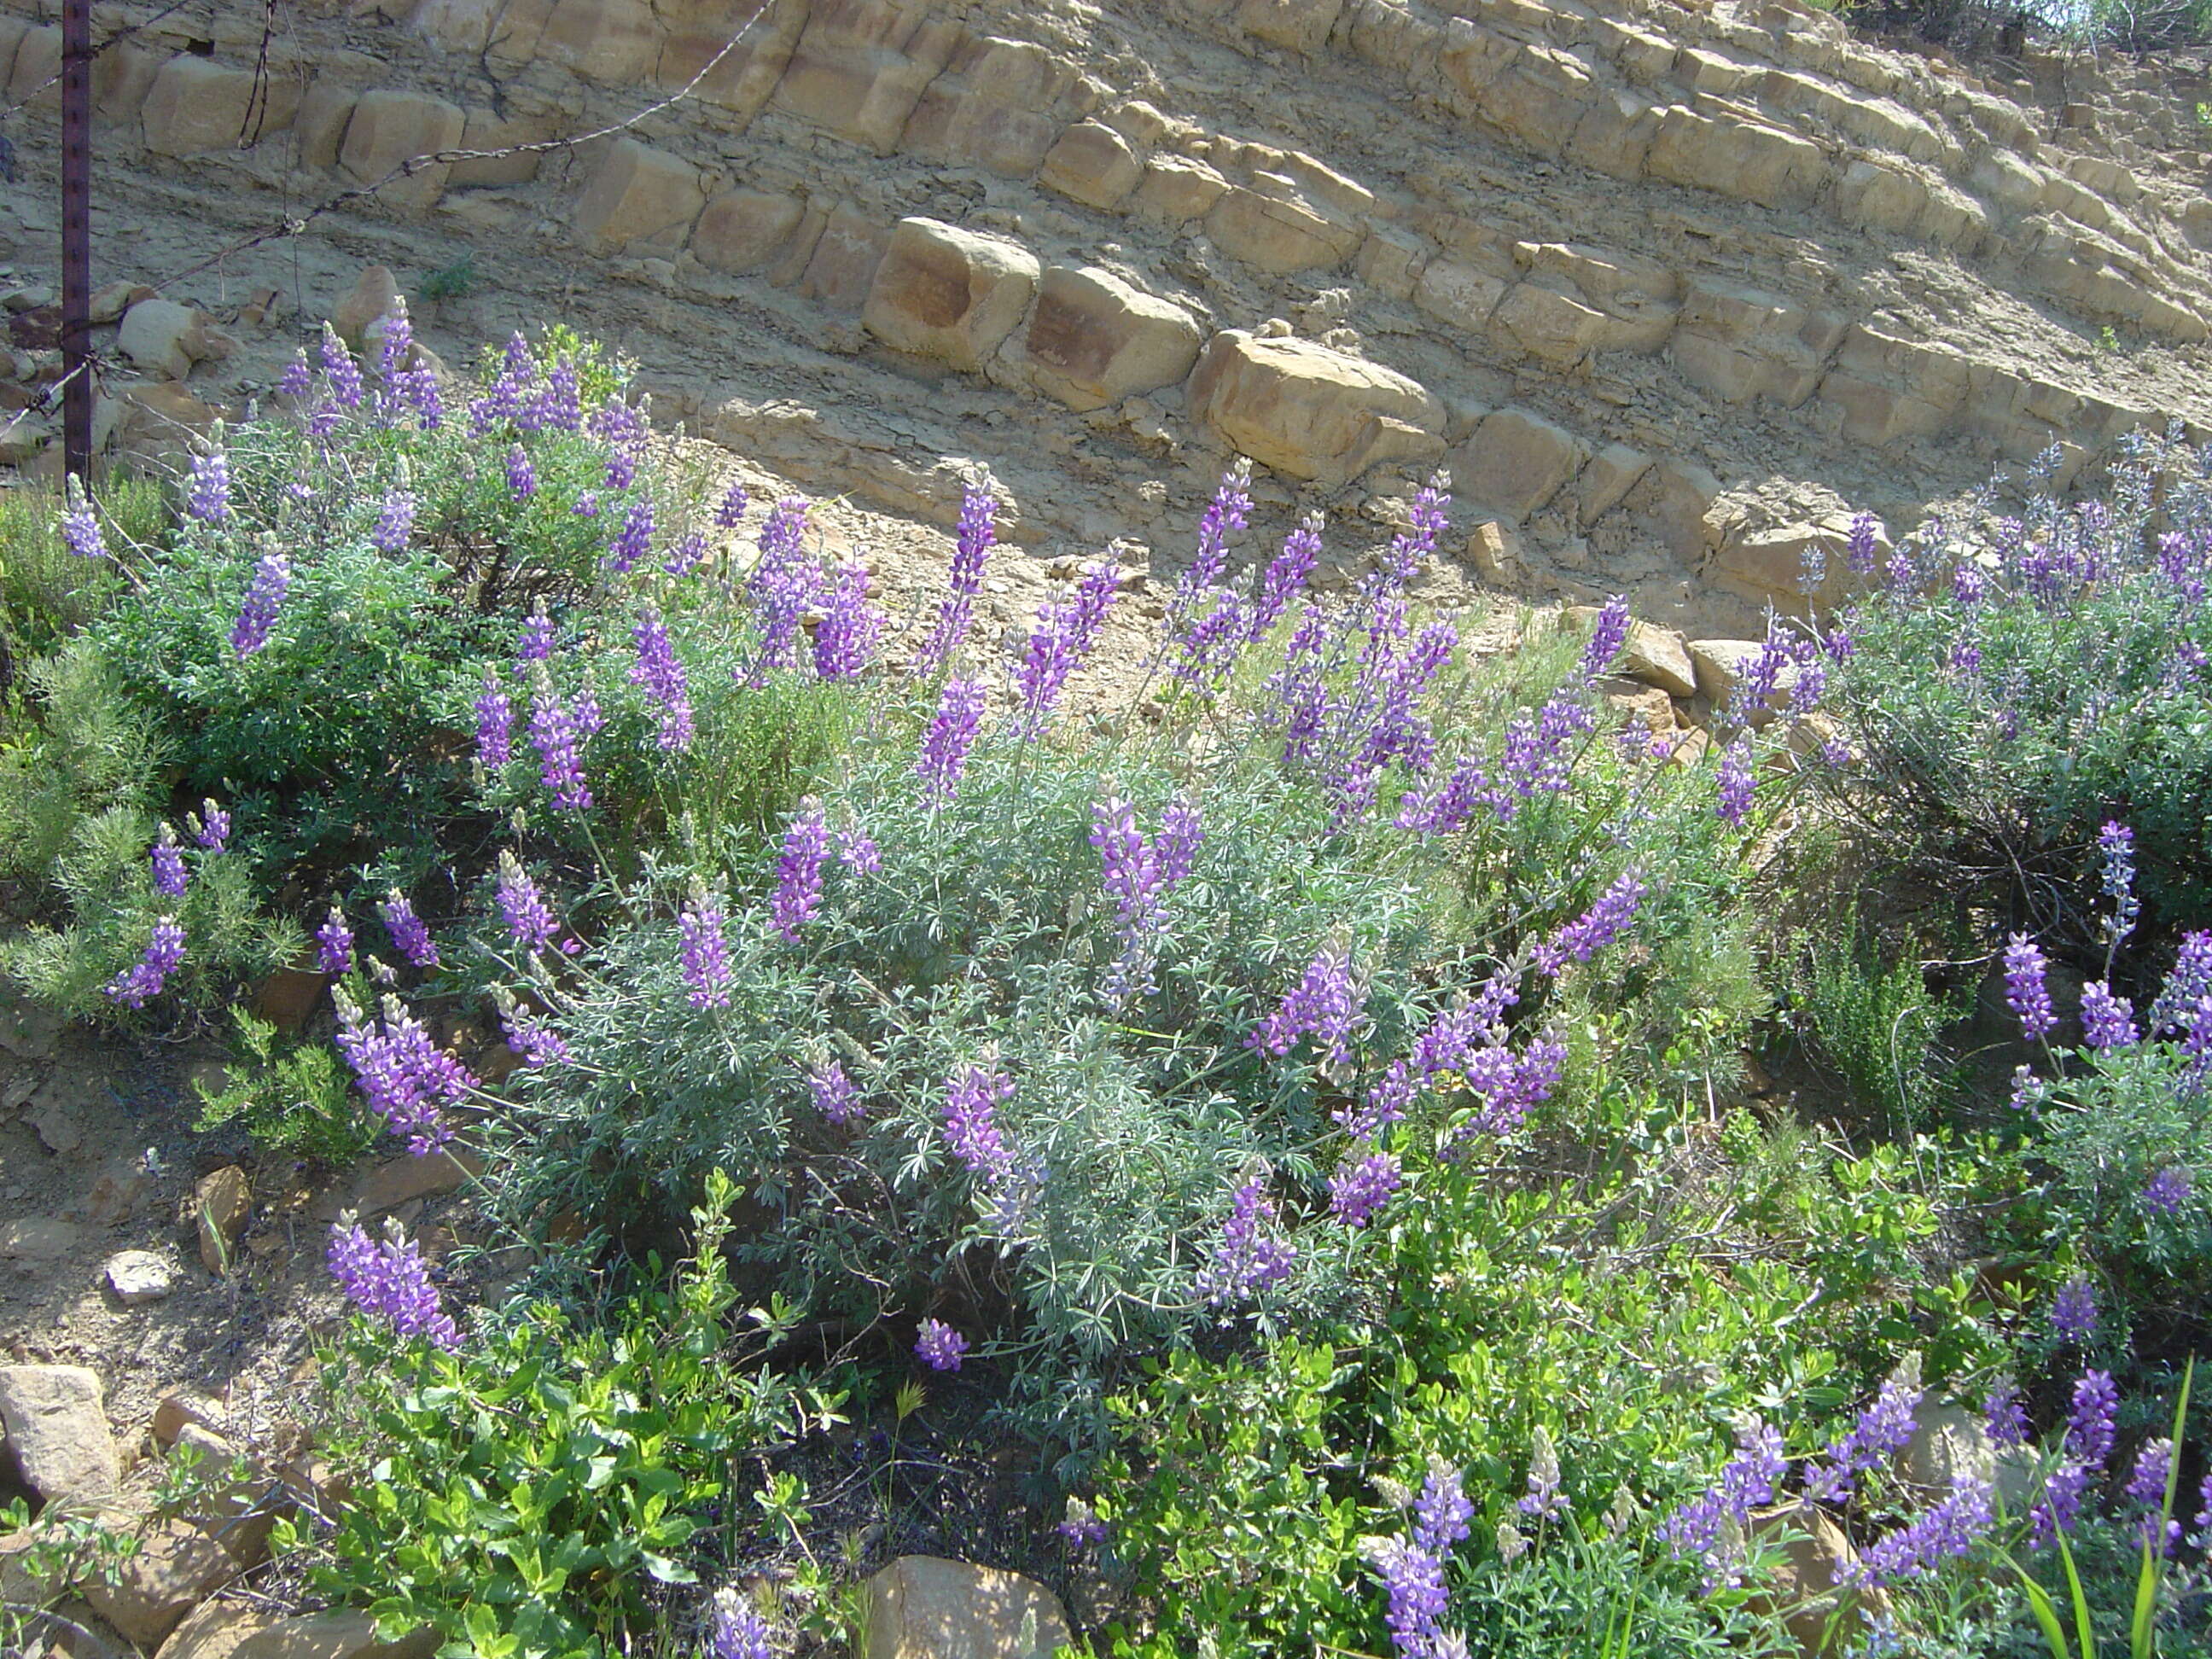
(329, 265, 401, 352)
(863, 1556, 1072, 1659)
(195, 1166, 251, 1274)
(84, 1518, 238, 1649)
(228, 1609, 439, 1659)
(0, 1364, 121, 1505)
(0, 1215, 85, 1262)
(152, 1388, 229, 1447)
(348, 1148, 482, 1217)
(154, 1601, 278, 1659)
(105, 1249, 175, 1305)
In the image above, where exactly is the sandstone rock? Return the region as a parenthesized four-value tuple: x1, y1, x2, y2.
(1464, 519, 1519, 585)
(294, 83, 358, 170)
(328, 267, 405, 355)
(573, 137, 704, 253)
(1206, 183, 1363, 274)
(1131, 154, 1231, 224)
(796, 207, 890, 312)
(154, 1601, 277, 1659)
(104, 1249, 175, 1306)
(692, 189, 806, 274)
(1188, 329, 1445, 487)
(339, 90, 466, 210)
(1452, 407, 1586, 521)
(1021, 265, 1202, 411)
(1, 1216, 86, 1262)
(1709, 515, 1852, 609)
(863, 218, 1039, 373)
(110, 381, 222, 457)
(0, 1365, 120, 1505)
(771, 0, 960, 154)
(1413, 259, 1509, 336)
(152, 1389, 230, 1448)
(1603, 678, 1675, 735)
(1038, 121, 1142, 211)
(657, 0, 806, 130)
(350, 1149, 483, 1217)
(253, 966, 330, 1032)
(447, 107, 550, 187)
(1238, 0, 1345, 52)
(84, 1519, 237, 1649)
(1646, 105, 1828, 210)
(863, 1556, 1072, 1659)
(118, 300, 222, 381)
(142, 57, 297, 157)
(1490, 281, 1615, 368)
(1576, 442, 1651, 527)
(229, 1610, 439, 1659)
(1617, 620, 1697, 697)
(89, 281, 153, 325)
(506, 0, 663, 83)
(1748, 1505, 1884, 1659)
(196, 1166, 251, 1274)
(901, 38, 1077, 176)
(94, 38, 160, 122)
(1685, 637, 1796, 707)
(1900, 1401, 1997, 1499)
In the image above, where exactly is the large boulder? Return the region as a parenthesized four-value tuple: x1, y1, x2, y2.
(229, 1610, 438, 1659)
(0, 1365, 121, 1505)
(154, 1600, 277, 1659)
(118, 300, 228, 382)
(1188, 329, 1444, 486)
(339, 90, 466, 210)
(573, 137, 705, 253)
(862, 218, 1040, 372)
(1020, 265, 1202, 411)
(1038, 120, 1143, 210)
(1451, 407, 1588, 522)
(143, 57, 297, 157)
(864, 1556, 1071, 1659)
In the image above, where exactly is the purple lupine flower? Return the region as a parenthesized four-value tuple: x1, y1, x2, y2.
(2194, 1470, 2212, 1546)
(1984, 1382, 2031, 1448)
(1248, 942, 1363, 1066)
(713, 480, 749, 530)
(1730, 636, 1790, 721)
(230, 551, 290, 656)
(1365, 1457, 1471, 1659)
(2067, 1370, 2118, 1468)
(1329, 1148, 1402, 1226)
(2154, 932, 2212, 1034)
(1804, 1363, 1924, 1505)
(60, 480, 106, 560)
(2052, 1275, 2097, 1343)
(320, 323, 364, 410)
(371, 298, 412, 383)
(1532, 870, 1646, 976)
(494, 851, 560, 953)
(326, 1218, 459, 1348)
(2127, 1437, 2180, 1553)
(838, 824, 881, 875)
(518, 604, 556, 665)
(527, 673, 593, 812)
(186, 450, 231, 523)
(504, 444, 535, 499)
(1662, 1419, 1788, 1592)
(533, 357, 582, 434)
(629, 607, 695, 752)
(276, 349, 311, 400)
(607, 498, 655, 574)
(1058, 1499, 1108, 1548)
(1714, 741, 1755, 827)
(571, 492, 601, 519)
(370, 489, 416, 553)
(942, 1064, 1016, 1183)
(1443, 1030, 1568, 1144)
(814, 559, 882, 681)
(315, 905, 354, 975)
(808, 1057, 863, 1125)
(400, 366, 443, 430)
(1014, 559, 1122, 726)
(769, 800, 829, 942)
(2098, 820, 2140, 946)
(1580, 597, 1630, 681)
(2079, 980, 2138, 1051)
(2144, 1166, 2193, 1216)
(330, 988, 472, 1155)
(916, 678, 987, 800)
(149, 824, 188, 899)
(379, 890, 439, 969)
(710, 1589, 774, 1659)
(193, 801, 230, 853)
(496, 991, 569, 1068)
(102, 917, 184, 1008)
(474, 669, 514, 769)
(2004, 934, 2058, 1041)
(913, 484, 997, 675)
(1380, 474, 1451, 586)
(2034, 1458, 2093, 1544)
(1851, 1475, 1994, 1587)
(1953, 561, 1988, 605)
(1250, 512, 1324, 640)
(678, 891, 732, 1008)
(1171, 591, 1251, 693)
(1156, 797, 1204, 887)
(1181, 461, 1252, 600)
(1195, 1176, 1295, 1304)
(915, 1318, 969, 1372)
(747, 496, 820, 672)
(1518, 1426, 1568, 1522)
(663, 531, 707, 578)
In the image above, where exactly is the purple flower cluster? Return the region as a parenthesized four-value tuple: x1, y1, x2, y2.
(2051, 1274, 2098, 1344)
(678, 891, 732, 1009)
(1249, 512, 1324, 640)
(915, 1318, 969, 1372)
(370, 489, 416, 554)
(808, 1057, 863, 1125)
(2127, 1437, 2180, 1553)
(1015, 558, 1123, 727)
(770, 800, 830, 942)
(60, 480, 106, 560)
(327, 1218, 459, 1348)
(230, 550, 290, 656)
(1579, 597, 1630, 681)
(713, 480, 749, 530)
(2004, 933, 2058, 1041)
(629, 607, 695, 751)
(1195, 1176, 1295, 1305)
(607, 498, 655, 574)
(494, 851, 561, 954)
(186, 450, 231, 524)
(315, 905, 355, 975)
(1397, 692, 1594, 835)
(1179, 462, 1252, 601)
(1088, 794, 1202, 1002)
(474, 669, 514, 769)
(1532, 870, 1646, 976)
(2098, 819, 2141, 946)
(943, 1063, 1017, 1187)
(528, 672, 595, 812)
(2034, 1368, 2120, 1543)
(1518, 1427, 1568, 1522)
(504, 444, 535, 499)
(1715, 740, 1755, 827)
(1662, 1419, 1788, 1591)
(496, 990, 570, 1069)
(917, 678, 987, 800)
(103, 917, 184, 1008)
(1850, 1474, 1994, 1587)
(1328, 1149, 1404, 1226)
(1249, 942, 1363, 1066)
(1364, 1458, 1471, 1659)
(747, 497, 821, 673)
(913, 483, 997, 675)
(813, 559, 881, 682)
(663, 531, 707, 578)
(379, 891, 439, 969)
(150, 824, 188, 899)
(838, 823, 881, 875)
(2143, 1166, 2194, 1216)
(709, 1590, 773, 1659)
(2080, 980, 2139, 1051)
(192, 801, 230, 853)
(331, 987, 474, 1155)
(1803, 1363, 1924, 1505)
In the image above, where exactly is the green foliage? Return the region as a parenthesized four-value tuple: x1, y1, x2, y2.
(420, 255, 480, 302)
(0, 477, 161, 664)
(297, 1174, 832, 1659)
(0, 637, 165, 882)
(1785, 910, 1971, 1133)
(193, 1006, 382, 1163)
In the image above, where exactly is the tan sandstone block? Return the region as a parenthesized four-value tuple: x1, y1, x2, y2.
(771, 0, 960, 154)
(657, 0, 807, 130)
(294, 83, 358, 170)
(1237, 0, 1346, 53)
(1188, 329, 1445, 487)
(339, 90, 465, 210)
(1205, 183, 1364, 273)
(573, 137, 705, 252)
(1132, 154, 1231, 224)
(798, 207, 891, 311)
(447, 108, 550, 187)
(863, 218, 1041, 372)
(1645, 106, 1828, 210)
(143, 57, 298, 157)
(693, 189, 807, 274)
(1039, 121, 1143, 211)
(1021, 265, 1202, 410)
(864, 1557, 1071, 1659)
(1452, 407, 1587, 521)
